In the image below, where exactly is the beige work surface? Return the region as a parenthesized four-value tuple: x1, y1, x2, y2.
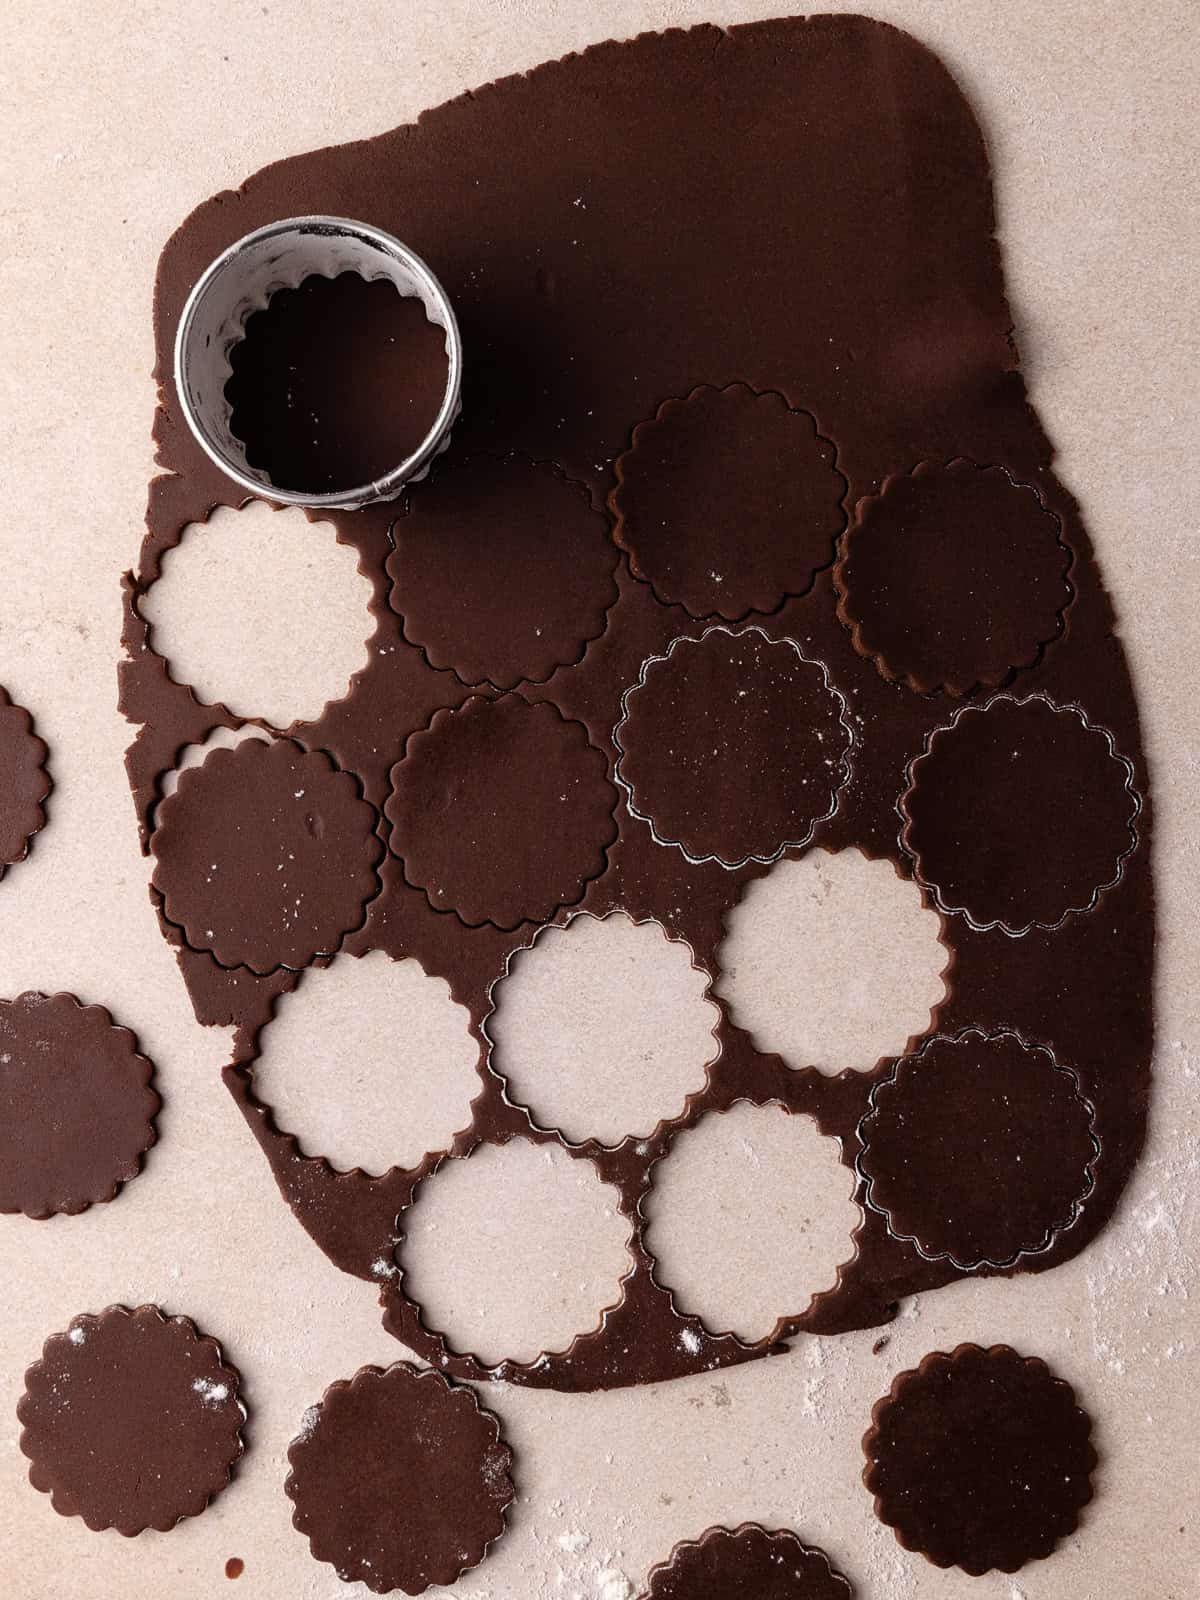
(1, 2, 1197, 1596)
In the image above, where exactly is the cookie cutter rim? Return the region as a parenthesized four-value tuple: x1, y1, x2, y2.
(172, 215, 463, 512)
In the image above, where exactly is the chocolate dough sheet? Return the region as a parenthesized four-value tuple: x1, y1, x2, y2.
(122, 15, 1154, 1391)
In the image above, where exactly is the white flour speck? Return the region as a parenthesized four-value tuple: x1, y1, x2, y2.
(67, 1326, 86, 1345)
(294, 1403, 321, 1443)
(678, 1328, 701, 1355)
(800, 1373, 826, 1418)
(192, 1377, 230, 1406)
(595, 1566, 634, 1600)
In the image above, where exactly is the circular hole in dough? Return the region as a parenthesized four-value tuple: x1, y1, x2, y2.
(717, 848, 948, 1073)
(398, 1138, 633, 1365)
(253, 950, 480, 1176)
(642, 1101, 860, 1341)
(487, 912, 719, 1145)
(141, 501, 374, 728)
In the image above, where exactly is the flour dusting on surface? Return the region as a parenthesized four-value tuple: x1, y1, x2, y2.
(594, 1567, 634, 1600)
(1086, 1108, 1199, 1379)
(294, 1403, 322, 1444)
(192, 1376, 230, 1406)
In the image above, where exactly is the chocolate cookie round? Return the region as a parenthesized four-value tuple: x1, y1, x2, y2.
(388, 695, 616, 929)
(18, 1305, 244, 1535)
(0, 685, 50, 877)
(615, 627, 851, 867)
(390, 453, 618, 689)
(859, 1030, 1097, 1268)
(0, 992, 158, 1219)
(864, 1344, 1096, 1574)
(286, 1362, 513, 1594)
(611, 384, 845, 621)
(641, 1523, 854, 1600)
(835, 460, 1072, 695)
(151, 737, 382, 972)
(900, 693, 1139, 934)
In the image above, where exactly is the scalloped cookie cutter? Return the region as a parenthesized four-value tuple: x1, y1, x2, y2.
(173, 216, 462, 511)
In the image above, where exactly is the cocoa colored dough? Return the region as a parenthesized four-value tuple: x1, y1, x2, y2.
(124, 16, 1155, 1391)
(834, 459, 1073, 695)
(150, 737, 383, 972)
(17, 1304, 244, 1535)
(611, 384, 846, 621)
(863, 1344, 1097, 1575)
(387, 694, 617, 929)
(641, 1523, 854, 1599)
(0, 685, 50, 876)
(390, 453, 619, 689)
(614, 626, 851, 866)
(0, 992, 159, 1219)
(900, 693, 1139, 933)
(285, 1362, 513, 1594)
(858, 1029, 1097, 1269)
(226, 272, 448, 494)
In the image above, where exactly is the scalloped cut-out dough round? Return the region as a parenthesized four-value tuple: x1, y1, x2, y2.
(488, 913, 720, 1145)
(253, 951, 479, 1175)
(643, 1102, 859, 1340)
(717, 848, 948, 1073)
(399, 1139, 632, 1364)
(154, 724, 272, 830)
(141, 501, 374, 728)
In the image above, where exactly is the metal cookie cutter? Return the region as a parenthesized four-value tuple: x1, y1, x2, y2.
(173, 215, 462, 511)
